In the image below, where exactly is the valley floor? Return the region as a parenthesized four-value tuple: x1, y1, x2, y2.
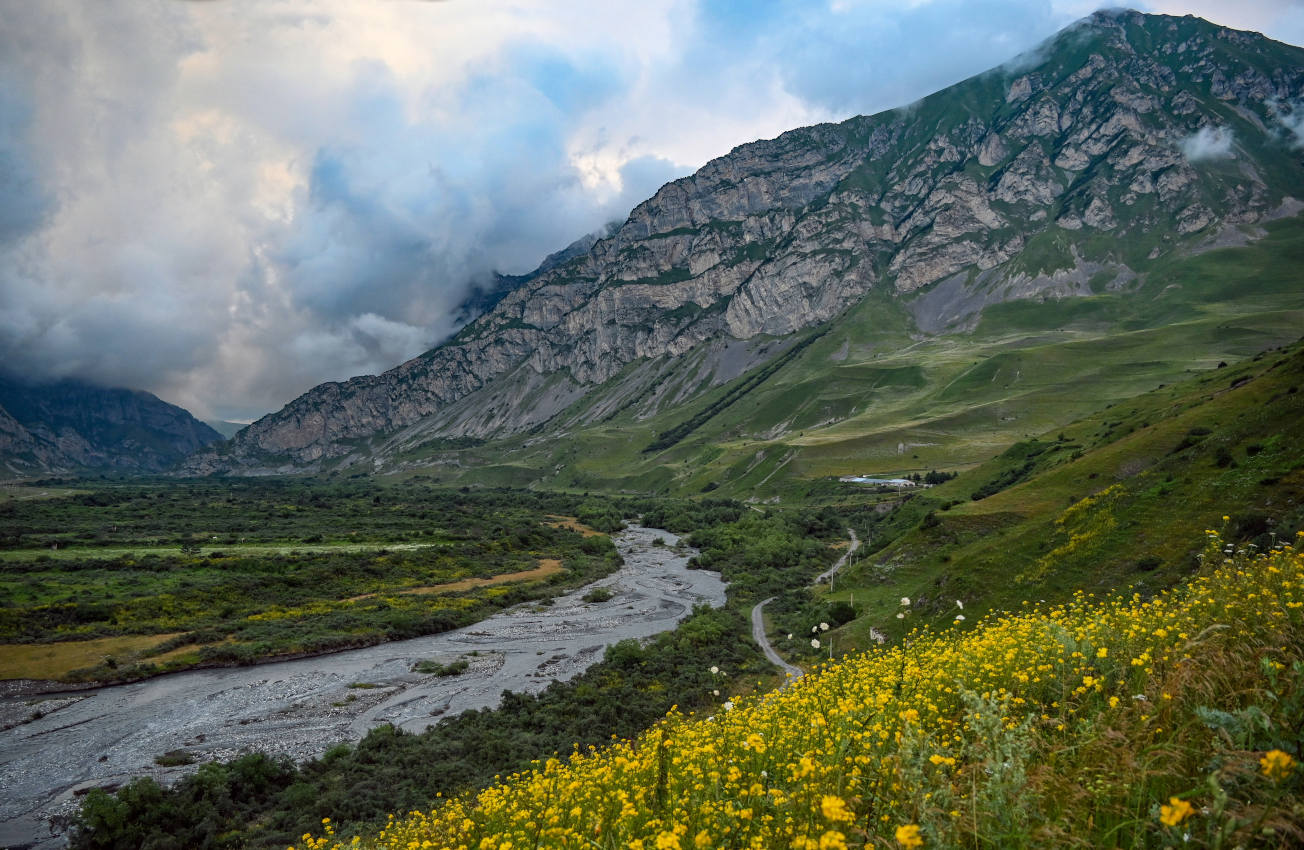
(0, 526, 718, 850)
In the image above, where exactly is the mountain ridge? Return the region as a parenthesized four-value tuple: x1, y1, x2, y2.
(187, 9, 1304, 476)
(0, 377, 222, 476)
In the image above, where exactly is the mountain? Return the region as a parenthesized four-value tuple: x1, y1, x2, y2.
(187, 10, 1304, 481)
(452, 223, 622, 327)
(0, 378, 222, 476)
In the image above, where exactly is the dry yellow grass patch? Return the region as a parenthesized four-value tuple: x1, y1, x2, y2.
(543, 515, 602, 537)
(147, 637, 238, 665)
(0, 633, 184, 681)
(349, 559, 565, 602)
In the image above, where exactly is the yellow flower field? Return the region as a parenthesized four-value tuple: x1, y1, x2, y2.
(300, 531, 1304, 849)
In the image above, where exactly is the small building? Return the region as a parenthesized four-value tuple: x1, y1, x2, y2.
(838, 475, 918, 487)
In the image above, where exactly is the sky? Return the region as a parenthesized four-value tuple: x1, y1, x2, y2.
(1, 1, 1302, 422)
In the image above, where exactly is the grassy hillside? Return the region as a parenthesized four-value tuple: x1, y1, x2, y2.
(795, 335, 1304, 660)
(384, 216, 1304, 499)
(293, 532, 1304, 849)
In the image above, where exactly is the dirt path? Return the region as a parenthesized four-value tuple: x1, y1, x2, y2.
(815, 528, 860, 585)
(749, 528, 861, 681)
(750, 598, 803, 681)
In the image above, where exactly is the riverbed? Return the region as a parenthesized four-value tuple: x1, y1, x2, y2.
(0, 525, 723, 849)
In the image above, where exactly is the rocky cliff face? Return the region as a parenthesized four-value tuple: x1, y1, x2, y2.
(0, 378, 222, 476)
(191, 11, 1304, 473)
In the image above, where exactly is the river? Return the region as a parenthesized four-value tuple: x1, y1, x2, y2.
(0, 525, 723, 849)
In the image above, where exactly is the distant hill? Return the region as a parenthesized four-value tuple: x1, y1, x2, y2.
(0, 378, 222, 477)
(204, 420, 248, 440)
(186, 11, 1304, 487)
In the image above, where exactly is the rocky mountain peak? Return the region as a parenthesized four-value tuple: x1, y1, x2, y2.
(187, 11, 1304, 475)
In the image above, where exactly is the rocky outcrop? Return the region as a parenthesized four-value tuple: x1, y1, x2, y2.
(0, 378, 221, 476)
(191, 10, 1304, 472)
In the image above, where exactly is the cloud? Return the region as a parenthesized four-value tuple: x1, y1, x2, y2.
(1267, 99, 1304, 146)
(0, 2, 686, 420)
(0, 1, 1300, 422)
(1180, 125, 1237, 160)
(719, 0, 1083, 117)
(0, 89, 53, 247)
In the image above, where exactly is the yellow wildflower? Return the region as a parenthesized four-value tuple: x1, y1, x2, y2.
(820, 795, 854, 823)
(895, 823, 923, 848)
(1159, 797, 1193, 826)
(1260, 749, 1296, 782)
(818, 831, 847, 850)
(654, 832, 681, 850)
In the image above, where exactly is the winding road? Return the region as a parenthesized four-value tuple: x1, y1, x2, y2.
(749, 529, 861, 682)
(815, 528, 860, 586)
(750, 598, 802, 680)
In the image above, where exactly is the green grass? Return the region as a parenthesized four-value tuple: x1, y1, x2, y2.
(817, 337, 1304, 656)
(0, 540, 448, 562)
(0, 485, 91, 503)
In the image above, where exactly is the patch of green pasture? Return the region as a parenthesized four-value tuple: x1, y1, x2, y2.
(0, 486, 91, 503)
(0, 540, 449, 562)
(822, 341, 1304, 655)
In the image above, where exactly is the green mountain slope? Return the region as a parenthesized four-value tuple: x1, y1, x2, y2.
(812, 333, 1304, 654)
(188, 11, 1304, 482)
(362, 216, 1304, 499)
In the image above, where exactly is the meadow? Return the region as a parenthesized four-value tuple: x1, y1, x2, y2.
(815, 339, 1304, 657)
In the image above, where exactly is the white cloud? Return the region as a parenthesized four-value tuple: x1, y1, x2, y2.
(1268, 99, 1304, 146)
(1180, 125, 1237, 160)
